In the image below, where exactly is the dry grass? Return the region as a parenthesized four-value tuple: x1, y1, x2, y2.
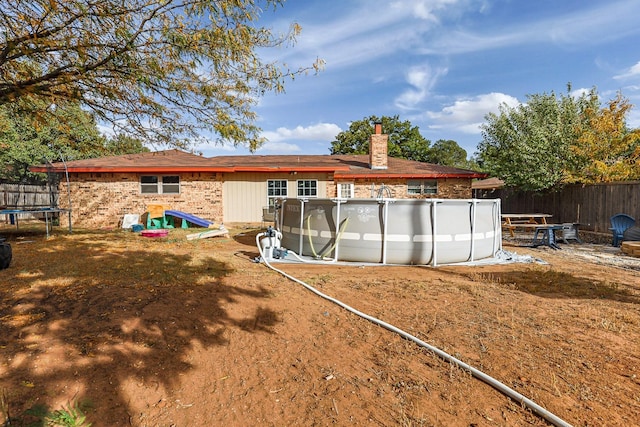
(1, 223, 639, 426)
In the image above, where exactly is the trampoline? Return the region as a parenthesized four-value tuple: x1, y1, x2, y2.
(1, 207, 72, 237)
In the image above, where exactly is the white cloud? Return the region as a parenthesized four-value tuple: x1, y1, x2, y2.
(263, 0, 462, 71)
(261, 123, 342, 143)
(400, 0, 461, 22)
(570, 87, 592, 98)
(426, 92, 520, 134)
(192, 138, 239, 155)
(256, 141, 302, 153)
(163, 123, 343, 157)
(395, 65, 448, 110)
(613, 61, 640, 80)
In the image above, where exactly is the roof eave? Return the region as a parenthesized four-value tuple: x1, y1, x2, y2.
(29, 166, 236, 173)
(231, 166, 349, 173)
(31, 165, 354, 174)
(334, 172, 488, 179)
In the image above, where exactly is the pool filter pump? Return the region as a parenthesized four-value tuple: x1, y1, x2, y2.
(260, 226, 287, 260)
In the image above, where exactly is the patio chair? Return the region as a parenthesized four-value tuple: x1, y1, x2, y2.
(609, 214, 635, 246)
(559, 223, 582, 244)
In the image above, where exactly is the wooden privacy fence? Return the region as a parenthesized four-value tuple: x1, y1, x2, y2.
(1, 183, 58, 209)
(475, 181, 640, 234)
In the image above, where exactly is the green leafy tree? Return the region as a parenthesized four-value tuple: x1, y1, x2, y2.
(476, 86, 599, 191)
(330, 115, 431, 162)
(427, 139, 471, 168)
(104, 134, 150, 156)
(0, 1, 322, 150)
(1, 102, 151, 183)
(0, 101, 109, 183)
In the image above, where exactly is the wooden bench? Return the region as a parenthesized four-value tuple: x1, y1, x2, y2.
(502, 214, 552, 237)
(621, 241, 640, 257)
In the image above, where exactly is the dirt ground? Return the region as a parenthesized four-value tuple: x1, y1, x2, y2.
(0, 223, 639, 426)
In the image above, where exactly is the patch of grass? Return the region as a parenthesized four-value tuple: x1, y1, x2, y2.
(306, 274, 332, 286)
(576, 305, 638, 332)
(1, 390, 92, 427)
(43, 400, 92, 427)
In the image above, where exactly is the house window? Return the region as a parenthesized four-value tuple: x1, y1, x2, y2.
(297, 180, 317, 198)
(407, 179, 437, 195)
(267, 179, 288, 207)
(140, 175, 181, 194)
(337, 182, 354, 199)
(162, 176, 180, 194)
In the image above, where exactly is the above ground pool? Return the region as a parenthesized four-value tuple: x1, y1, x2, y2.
(275, 198, 502, 266)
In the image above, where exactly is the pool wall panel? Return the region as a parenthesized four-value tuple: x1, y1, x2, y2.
(277, 198, 501, 265)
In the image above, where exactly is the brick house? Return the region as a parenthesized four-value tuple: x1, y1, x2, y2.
(31, 127, 487, 228)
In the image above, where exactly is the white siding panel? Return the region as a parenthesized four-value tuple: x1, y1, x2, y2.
(223, 173, 266, 223)
(222, 172, 331, 223)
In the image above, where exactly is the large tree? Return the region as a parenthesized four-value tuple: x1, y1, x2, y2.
(104, 134, 151, 156)
(0, 101, 148, 183)
(330, 115, 432, 162)
(427, 139, 473, 169)
(0, 101, 106, 182)
(0, 1, 321, 149)
(567, 93, 640, 183)
(477, 87, 599, 191)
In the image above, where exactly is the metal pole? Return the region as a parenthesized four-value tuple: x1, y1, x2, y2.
(470, 200, 477, 262)
(431, 200, 437, 267)
(333, 200, 342, 261)
(59, 154, 72, 234)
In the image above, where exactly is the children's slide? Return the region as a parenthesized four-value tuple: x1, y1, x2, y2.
(164, 210, 214, 228)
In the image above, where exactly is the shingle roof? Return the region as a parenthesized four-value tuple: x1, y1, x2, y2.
(30, 149, 222, 173)
(31, 149, 487, 179)
(471, 177, 505, 189)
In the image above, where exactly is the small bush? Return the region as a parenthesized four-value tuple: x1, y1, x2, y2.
(44, 401, 92, 427)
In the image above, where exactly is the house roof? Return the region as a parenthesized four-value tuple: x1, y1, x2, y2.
(471, 177, 505, 189)
(31, 149, 488, 179)
(30, 149, 221, 173)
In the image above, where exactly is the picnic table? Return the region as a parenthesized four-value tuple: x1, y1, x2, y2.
(502, 214, 583, 248)
(502, 213, 552, 237)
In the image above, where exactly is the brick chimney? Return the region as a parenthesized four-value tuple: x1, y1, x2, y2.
(369, 121, 388, 169)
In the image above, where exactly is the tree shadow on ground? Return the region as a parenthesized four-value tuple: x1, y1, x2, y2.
(449, 267, 639, 304)
(232, 229, 263, 260)
(0, 229, 277, 425)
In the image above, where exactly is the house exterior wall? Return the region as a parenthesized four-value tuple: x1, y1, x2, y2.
(58, 172, 222, 228)
(60, 171, 472, 228)
(328, 178, 472, 199)
(222, 172, 331, 223)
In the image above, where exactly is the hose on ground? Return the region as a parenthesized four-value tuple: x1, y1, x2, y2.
(255, 232, 573, 427)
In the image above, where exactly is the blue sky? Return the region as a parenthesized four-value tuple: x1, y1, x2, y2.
(195, 0, 640, 159)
